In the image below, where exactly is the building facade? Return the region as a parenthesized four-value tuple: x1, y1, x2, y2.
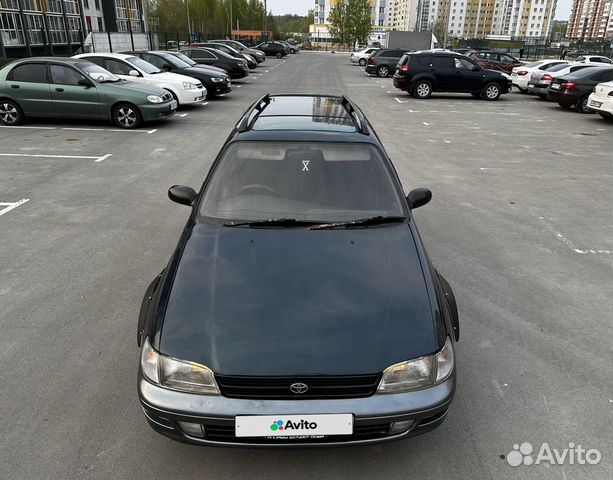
(0, 0, 86, 57)
(1, 0, 148, 57)
(567, 0, 613, 40)
(310, 0, 392, 45)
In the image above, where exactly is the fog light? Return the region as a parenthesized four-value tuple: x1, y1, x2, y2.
(178, 421, 204, 438)
(389, 420, 415, 435)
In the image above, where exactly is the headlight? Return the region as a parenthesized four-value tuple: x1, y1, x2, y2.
(146, 95, 163, 104)
(182, 81, 197, 89)
(378, 337, 454, 393)
(140, 337, 219, 395)
(211, 77, 224, 83)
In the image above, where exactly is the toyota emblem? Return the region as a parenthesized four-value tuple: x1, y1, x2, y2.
(289, 382, 309, 394)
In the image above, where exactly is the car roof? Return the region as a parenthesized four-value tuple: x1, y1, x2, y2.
(76, 52, 135, 60)
(8, 56, 84, 64)
(231, 94, 379, 144)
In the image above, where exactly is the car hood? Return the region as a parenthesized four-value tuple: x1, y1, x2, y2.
(98, 79, 166, 96)
(154, 71, 201, 84)
(189, 64, 228, 75)
(159, 223, 437, 376)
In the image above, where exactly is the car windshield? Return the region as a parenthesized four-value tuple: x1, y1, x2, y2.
(126, 56, 161, 74)
(172, 52, 196, 65)
(547, 63, 571, 72)
(524, 61, 544, 68)
(160, 53, 191, 68)
(199, 142, 406, 222)
(208, 49, 234, 60)
(78, 62, 120, 82)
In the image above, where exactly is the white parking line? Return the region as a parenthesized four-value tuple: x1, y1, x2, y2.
(0, 125, 55, 130)
(179, 113, 188, 117)
(0, 152, 112, 163)
(0, 125, 158, 134)
(395, 97, 407, 103)
(0, 199, 29, 217)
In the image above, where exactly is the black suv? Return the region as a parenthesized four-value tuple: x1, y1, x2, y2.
(365, 48, 407, 77)
(255, 41, 288, 58)
(393, 52, 511, 100)
(137, 94, 459, 447)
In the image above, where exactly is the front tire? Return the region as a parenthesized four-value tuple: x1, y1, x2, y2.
(112, 103, 142, 129)
(413, 80, 432, 99)
(358, 58, 367, 67)
(481, 82, 501, 101)
(0, 99, 24, 126)
(377, 65, 390, 77)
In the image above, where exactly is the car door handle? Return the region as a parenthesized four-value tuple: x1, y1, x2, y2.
(55, 88, 64, 92)
(11, 84, 19, 89)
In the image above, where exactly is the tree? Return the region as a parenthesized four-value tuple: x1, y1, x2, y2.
(346, 0, 372, 49)
(428, 17, 446, 44)
(329, 0, 372, 49)
(328, 0, 349, 47)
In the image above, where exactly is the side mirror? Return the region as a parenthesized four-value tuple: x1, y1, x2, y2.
(129, 69, 140, 77)
(77, 78, 94, 88)
(168, 185, 197, 206)
(407, 188, 432, 209)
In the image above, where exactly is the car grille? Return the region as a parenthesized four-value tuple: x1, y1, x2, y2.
(204, 422, 391, 444)
(215, 374, 381, 400)
(161, 92, 173, 102)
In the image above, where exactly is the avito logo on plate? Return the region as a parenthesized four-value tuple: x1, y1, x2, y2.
(270, 419, 318, 432)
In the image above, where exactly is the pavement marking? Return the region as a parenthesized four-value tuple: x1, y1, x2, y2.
(179, 113, 188, 117)
(0, 125, 55, 130)
(0, 153, 104, 160)
(0, 199, 30, 217)
(422, 122, 430, 126)
(395, 97, 407, 103)
(147, 129, 158, 135)
(237, 85, 242, 88)
(538, 217, 612, 255)
(94, 154, 113, 163)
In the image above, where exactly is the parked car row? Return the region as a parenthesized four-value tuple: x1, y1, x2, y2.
(0, 46, 281, 129)
(510, 59, 613, 118)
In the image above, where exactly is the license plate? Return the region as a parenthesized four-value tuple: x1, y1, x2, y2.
(590, 101, 602, 108)
(551, 83, 561, 90)
(235, 414, 353, 438)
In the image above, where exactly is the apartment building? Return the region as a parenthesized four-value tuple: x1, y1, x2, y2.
(568, 0, 613, 40)
(415, 0, 557, 38)
(0, 0, 85, 57)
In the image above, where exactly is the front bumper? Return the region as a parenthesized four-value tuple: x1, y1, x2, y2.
(140, 100, 177, 122)
(209, 80, 232, 95)
(138, 371, 455, 447)
(177, 87, 207, 105)
(587, 92, 613, 115)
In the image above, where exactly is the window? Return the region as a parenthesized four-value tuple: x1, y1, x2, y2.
(47, 15, 66, 44)
(8, 63, 47, 83)
(0, 0, 19, 9)
(142, 53, 168, 69)
(454, 57, 476, 70)
(95, 0, 100, 9)
(97, 17, 103, 31)
(501, 54, 516, 63)
(103, 58, 134, 75)
(384, 50, 405, 58)
(0, 11, 25, 45)
(191, 49, 215, 59)
(592, 70, 613, 82)
(199, 142, 405, 222)
(63, 0, 78, 14)
(25, 14, 44, 45)
(67, 16, 81, 43)
(50, 64, 86, 85)
(431, 56, 455, 68)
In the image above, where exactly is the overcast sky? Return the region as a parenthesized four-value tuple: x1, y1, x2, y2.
(265, 0, 572, 21)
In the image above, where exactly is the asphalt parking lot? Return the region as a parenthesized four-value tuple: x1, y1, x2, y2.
(1, 52, 611, 480)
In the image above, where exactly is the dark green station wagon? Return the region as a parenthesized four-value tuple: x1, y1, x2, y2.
(0, 57, 177, 129)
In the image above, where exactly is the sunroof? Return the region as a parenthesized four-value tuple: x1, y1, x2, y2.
(253, 116, 357, 132)
(261, 96, 351, 119)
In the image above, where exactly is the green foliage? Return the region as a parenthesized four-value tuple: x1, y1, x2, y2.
(428, 17, 446, 42)
(147, 0, 268, 36)
(272, 13, 311, 34)
(328, 0, 372, 48)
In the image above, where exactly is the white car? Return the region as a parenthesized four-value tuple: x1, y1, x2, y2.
(511, 59, 568, 92)
(350, 48, 379, 67)
(587, 81, 613, 119)
(73, 53, 206, 105)
(575, 55, 613, 65)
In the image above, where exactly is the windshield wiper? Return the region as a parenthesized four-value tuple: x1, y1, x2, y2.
(310, 216, 407, 230)
(223, 218, 323, 228)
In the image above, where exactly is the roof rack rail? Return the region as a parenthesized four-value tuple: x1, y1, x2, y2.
(237, 94, 271, 132)
(341, 96, 370, 135)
